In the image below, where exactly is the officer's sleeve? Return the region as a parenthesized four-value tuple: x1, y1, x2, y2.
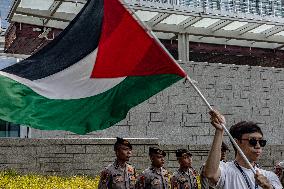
(170, 175, 179, 189)
(265, 171, 283, 189)
(209, 161, 226, 189)
(98, 169, 111, 189)
(136, 173, 146, 189)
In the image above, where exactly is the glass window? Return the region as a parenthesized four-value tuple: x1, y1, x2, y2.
(0, 119, 20, 137)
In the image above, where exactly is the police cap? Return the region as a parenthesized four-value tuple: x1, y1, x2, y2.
(114, 137, 132, 151)
(149, 147, 166, 157)
(175, 149, 192, 158)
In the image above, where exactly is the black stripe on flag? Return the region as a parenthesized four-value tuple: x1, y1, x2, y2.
(3, 0, 103, 80)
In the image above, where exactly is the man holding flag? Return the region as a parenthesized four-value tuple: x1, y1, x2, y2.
(204, 110, 282, 189)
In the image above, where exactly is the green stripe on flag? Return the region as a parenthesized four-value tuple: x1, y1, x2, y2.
(0, 74, 182, 134)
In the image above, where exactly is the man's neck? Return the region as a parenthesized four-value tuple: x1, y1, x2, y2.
(116, 159, 127, 168)
(235, 155, 255, 169)
(151, 164, 162, 170)
(179, 166, 190, 172)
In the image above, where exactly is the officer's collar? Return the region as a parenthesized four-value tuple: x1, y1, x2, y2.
(178, 167, 191, 175)
(114, 159, 127, 169)
(150, 165, 163, 174)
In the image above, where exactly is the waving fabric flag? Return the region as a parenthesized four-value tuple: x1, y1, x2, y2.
(0, 0, 186, 134)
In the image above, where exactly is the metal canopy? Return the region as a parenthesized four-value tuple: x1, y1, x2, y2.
(6, 0, 284, 50)
(8, 0, 84, 29)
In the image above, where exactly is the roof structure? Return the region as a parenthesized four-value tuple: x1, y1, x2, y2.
(6, 0, 284, 50)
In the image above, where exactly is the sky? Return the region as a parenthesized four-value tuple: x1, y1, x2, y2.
(0, 0, 12, 29)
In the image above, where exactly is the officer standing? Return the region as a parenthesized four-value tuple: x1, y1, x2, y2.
(200, 142, 230, 189)
(98, 137, 136, 189)
(136, 147, 170, 189)
(171, 149, 199, 189)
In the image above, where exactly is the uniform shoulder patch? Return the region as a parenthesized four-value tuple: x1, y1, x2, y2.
(100, 169, 110, 183)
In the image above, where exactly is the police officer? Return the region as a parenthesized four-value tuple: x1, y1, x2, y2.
(220, 142, 229, 162)
(98, 137, 136, 189)
(200, 142, 229, 189)
(136, 147, 170, 189)
(275, 161, 284, 186)
(171, 149, 199, 189)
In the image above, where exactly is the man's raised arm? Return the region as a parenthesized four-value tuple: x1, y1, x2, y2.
(203, 110, 226, 185)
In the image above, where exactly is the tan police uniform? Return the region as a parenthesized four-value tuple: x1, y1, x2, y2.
(136, 166, 170, 189)
(98, 137, 136, 189)
(171, 168, 199, 189)
(136, 147, 170, 189)
(98, 160, 136, 189)
(171, 149, 199, 189)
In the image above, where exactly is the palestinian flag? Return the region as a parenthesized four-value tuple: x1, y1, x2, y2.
(0, 0, 186, 134)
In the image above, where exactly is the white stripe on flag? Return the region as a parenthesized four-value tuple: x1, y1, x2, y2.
(0, 48, 125, 99)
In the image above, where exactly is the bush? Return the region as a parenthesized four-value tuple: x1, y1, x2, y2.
(0, 171, 99, 189)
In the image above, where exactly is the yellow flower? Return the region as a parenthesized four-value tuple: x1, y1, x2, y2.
(196, 175, 201, 189)
(0, 171, 101, 189)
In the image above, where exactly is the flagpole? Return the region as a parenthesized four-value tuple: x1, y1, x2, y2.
(186, 76, 256, 174)
(120, 0, 256, 174)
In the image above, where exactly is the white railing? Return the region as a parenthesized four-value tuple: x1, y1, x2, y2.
(127, 0, 284, 18)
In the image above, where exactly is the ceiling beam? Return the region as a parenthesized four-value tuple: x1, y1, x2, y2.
(11, 15, 69, 29)
(149, 23, 284, 44)
(58, 0, 87, 3)
(187, 36, 255, 47)
(187, 36, 283, 49)
(178, 17, 202, 29)
(43, 0, 64, 25)
(148, 13, 170, 27)
(262, 26, 284, 37)
(236, 23, 261, 35)
(207, 20, 232, 32)
(15, 7, 76, 22)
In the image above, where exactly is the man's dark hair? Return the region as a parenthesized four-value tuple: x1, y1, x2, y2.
(114, 137, 132, 151)
(229, 121, 263, 140)
(229, 121, 263, 156)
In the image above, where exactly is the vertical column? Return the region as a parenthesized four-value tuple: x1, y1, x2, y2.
(259, 0, 263, 15)
(271, 0, 275, 16)
(20, 126, 28, 138)
(247, 0, 250, 13)
(178, 33, 189, 62)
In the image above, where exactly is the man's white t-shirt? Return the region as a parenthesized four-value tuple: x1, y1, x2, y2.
(211, 161, 283, 189)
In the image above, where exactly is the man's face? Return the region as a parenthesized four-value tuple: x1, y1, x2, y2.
(178, 154, 192, 168)
(151, 154, 165, 168)
(237, 132, 264, 162)
(116, 145, 132, 162)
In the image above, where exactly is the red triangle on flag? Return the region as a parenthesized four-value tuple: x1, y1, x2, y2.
(91, 0, 186, 78)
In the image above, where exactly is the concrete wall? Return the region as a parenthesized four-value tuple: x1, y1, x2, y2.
(0, 138, 158, 176)
(31, 62, 284, 146)
(0, 138, 282, 176)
